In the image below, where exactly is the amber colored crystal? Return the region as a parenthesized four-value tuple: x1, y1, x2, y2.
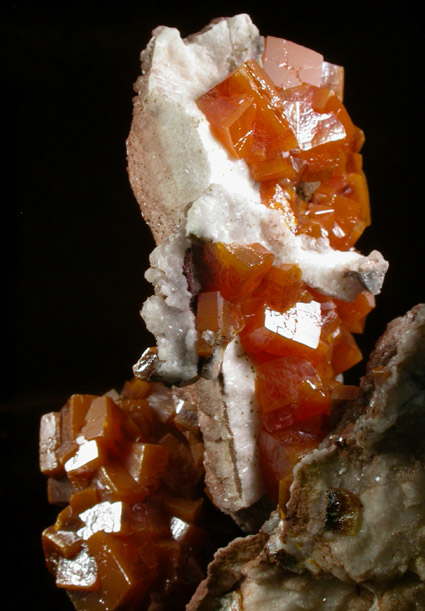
(198, 242, 275, 303)
(160, 432, 204, 497)
(194, 243, 371, 514)
(118, 397, 155, 442)
(260, 182, 299, 232)
(55, 504, 82, 531)
(331, 327, 362, 375)
(47, 476, 73, 505)
(40, 412, 63, 477)
(324, 487, 362, 535)
(132, 529, 158, 567)
(308, 170, 371, 249)
(121, 441, 168, 488)
(62, 395, 97, 444)
(198, 57, 368, 253)
(82, 396, 123, 451)
(193, 238, 370, 504)
(64, 439, 106, 486)
(189, 442, 204, 473)
(170, 517, 208, 551)
(302, 197, 362, 250)
(130, 498, 171, 541)
(154, 539, 182, 584)
(43, 40, 376, 608)
(69, 487, 99, 515)
(197, 290, 241, 336)
(335, 290, 375, 333)
(56, 437, 79, 471)
(94, 462, 147, 505)
(197, 91, 256, 159)
(316, 299, 340, 351)
(259, 427, 322, 502)
(41, 380, 211, 610)
(249, 149, 302, 182)
(42, 525, 83, 560)
(162, 496, 204, 525)
(252, 263, 303, 312)
(133, 347, 159, 381)
(255, 356, 325, 415)
(242, 300, 322, 358)
(330, 383, 360, 426)
(342, 171, 370, 225)
(173, 403, 199, 437)
(78, 500, 132, 540)
(330, 384, 360, 402)
(55, 546, 100, 591)
(121, 412, 149, 443)
(332, 151, 363, 176)
(121, 377, 152, 399)
(197, 60, 297, 164)
(87, 532, 154, 606)
(371, 366, 391, 386)
(261, 389, 330, 432)
(280, 85, 353, 156)
(196, 291, 244, 357)
(55, 396, 99, 472)
(67, 589, 104, 611)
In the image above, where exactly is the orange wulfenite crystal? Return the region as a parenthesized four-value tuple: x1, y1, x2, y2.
(196, 59, 298, 166)
(197, 242, 275, 302)
(40, 381, 211, 610)
(193, 238, 371, 498)
(197, 52, 370, 249)
(195, 291, 245, 357)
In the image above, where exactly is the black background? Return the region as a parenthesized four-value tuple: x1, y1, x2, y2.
(2, 1, 423, 608)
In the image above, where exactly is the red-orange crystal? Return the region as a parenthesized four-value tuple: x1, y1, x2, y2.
(194, 238, 373, 500)
(197, 53, 370, 251)
(195, 38, 375, 504)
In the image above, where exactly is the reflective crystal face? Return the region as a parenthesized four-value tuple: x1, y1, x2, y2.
(40, 379, 209, 609)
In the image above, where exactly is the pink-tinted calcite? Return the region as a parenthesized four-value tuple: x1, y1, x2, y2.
(263, 36, 323, 88)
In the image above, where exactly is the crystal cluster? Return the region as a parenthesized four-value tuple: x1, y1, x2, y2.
(40, 379, 208, 610)
(195, 37, 375, 505)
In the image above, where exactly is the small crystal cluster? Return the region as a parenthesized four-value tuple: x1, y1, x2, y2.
(40, 378, 208, 610)
(194, 241, 373, 503)
(197, 40, 369, 252)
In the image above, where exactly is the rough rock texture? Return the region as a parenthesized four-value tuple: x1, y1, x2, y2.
(127, 15, 262, 245)
(282, 304, 425, 584)
(185, 185, 388, 303)
(188, 305, 425, 609)
(186, 532, 267, 611)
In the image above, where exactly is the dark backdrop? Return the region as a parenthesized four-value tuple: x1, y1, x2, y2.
(2, 2, 423, 608)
